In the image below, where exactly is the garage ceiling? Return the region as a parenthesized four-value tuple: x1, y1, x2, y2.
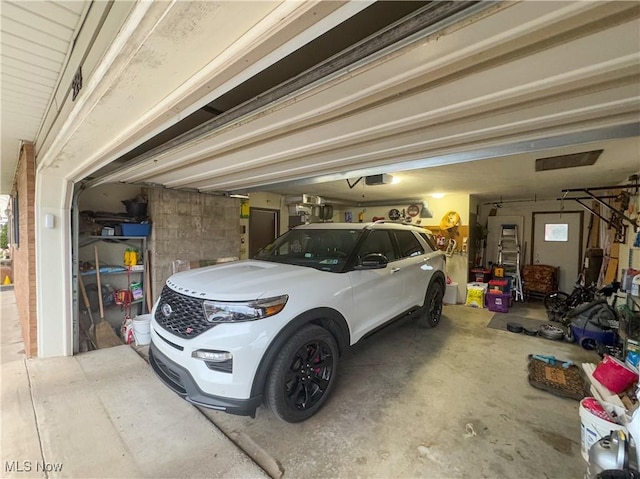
(2, 1, 638, 204)
(259, 136, 640, 204)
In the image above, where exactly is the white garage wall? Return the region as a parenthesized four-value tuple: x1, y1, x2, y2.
(326, 194, 470, 226)
(477, 198, 586, 267)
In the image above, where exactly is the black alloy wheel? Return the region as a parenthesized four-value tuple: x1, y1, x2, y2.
(264, 324, 339, 423)
(539, 323, 565, 341)
(417, 281, 444, 328)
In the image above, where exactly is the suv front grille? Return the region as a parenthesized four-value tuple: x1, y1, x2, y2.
(155, 285, 213, 339)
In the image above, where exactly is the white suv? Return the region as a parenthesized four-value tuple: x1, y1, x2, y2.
(149, 221, 446, 422)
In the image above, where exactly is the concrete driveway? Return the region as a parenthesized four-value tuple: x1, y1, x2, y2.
(1, 290, 267, 479)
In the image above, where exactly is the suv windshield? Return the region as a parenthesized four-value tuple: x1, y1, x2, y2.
(254, 228, 364, 272)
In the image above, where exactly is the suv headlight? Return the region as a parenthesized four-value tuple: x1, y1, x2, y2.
(202, 295, 288, 323)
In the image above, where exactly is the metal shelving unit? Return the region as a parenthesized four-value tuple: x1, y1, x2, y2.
(76, 236, 148, 351)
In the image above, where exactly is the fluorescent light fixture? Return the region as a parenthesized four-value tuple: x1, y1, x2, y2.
(228, 193, 249, 199)
(431, 193, 445, 199)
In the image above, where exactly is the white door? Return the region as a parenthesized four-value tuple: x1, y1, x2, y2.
(532, 212, 583, 293)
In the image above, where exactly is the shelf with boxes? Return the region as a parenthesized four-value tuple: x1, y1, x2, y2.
(78, 236, 149, 330)
(100, 222, 152, 237)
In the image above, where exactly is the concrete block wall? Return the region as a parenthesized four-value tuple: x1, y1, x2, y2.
(11, 143, 37, 357)
(145, 188, 240, 303)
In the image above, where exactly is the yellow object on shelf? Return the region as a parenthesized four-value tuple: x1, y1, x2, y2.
(240, 200, 249, 219)
(123, 249, 139, 266)
(3, 275, 11, 285)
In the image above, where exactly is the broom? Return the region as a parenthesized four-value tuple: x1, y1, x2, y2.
(93, 245, 122, 348)
(78, 277, 97, 350)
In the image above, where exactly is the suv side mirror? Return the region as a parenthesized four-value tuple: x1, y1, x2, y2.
(354, 253, 388, 270)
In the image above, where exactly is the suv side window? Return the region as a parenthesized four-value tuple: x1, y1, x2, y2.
(358, 230, 397, 262)
(418, 232, 437, 252)
(394, 230, 425, 258)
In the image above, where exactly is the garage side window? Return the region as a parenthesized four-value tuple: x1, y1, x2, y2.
(394, 230, 424, 258)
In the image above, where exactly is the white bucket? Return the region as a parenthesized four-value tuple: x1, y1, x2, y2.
(444, 283, 458, 304)
(132, 314, 152, 346)
(579, 399, 627, 462)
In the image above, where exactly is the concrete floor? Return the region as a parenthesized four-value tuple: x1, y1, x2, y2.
(200, 303, 600, 479)
(2, 288, 602, 479)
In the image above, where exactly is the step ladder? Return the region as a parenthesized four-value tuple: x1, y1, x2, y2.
(498, 224, 523, 301)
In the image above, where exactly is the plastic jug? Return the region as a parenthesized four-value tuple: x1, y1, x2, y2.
(631, 274, 640, 296)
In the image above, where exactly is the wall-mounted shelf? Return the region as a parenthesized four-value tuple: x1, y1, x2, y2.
(81, 268, 145, 276)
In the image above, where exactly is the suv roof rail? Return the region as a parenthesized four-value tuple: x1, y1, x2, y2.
(368, 219, 418, 227)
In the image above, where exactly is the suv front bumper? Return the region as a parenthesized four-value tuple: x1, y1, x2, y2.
(149, 342, 262, 417)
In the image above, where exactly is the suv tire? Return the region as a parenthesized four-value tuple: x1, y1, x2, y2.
(264, 324, 339, 423)
(416, 281, 444, 328)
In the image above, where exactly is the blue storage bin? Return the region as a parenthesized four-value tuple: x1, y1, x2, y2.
(120, 223, 151, 237)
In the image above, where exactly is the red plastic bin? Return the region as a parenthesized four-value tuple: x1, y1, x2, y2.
(471, 268, 491, 283)
(593, 355, 638, 393)
(489, 279, 510, 294)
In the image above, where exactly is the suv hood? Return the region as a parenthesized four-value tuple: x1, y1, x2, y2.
(165, 259, 323, 301)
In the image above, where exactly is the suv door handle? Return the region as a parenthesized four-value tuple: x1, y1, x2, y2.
(390, 267, 401, 274)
